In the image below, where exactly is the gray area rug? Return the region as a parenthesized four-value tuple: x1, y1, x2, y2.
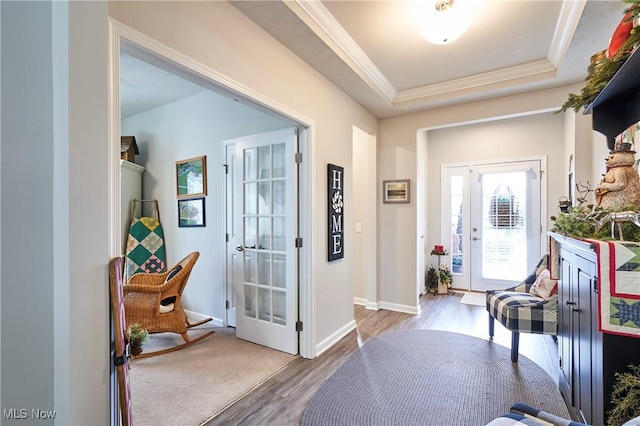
(302, 329, 568, 425)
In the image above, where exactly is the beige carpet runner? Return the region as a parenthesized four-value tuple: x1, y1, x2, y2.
(129, 326, 296, 425)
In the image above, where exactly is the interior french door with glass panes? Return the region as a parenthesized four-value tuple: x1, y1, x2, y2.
(234, 128, 298, 354)
(442, 160, 542, 292)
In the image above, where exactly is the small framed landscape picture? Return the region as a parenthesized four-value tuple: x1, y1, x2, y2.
(176, 156, 207, 199)
(383, 179, 410, 204)
(178, 197, 206, 227)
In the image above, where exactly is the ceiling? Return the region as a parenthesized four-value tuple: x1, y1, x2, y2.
(121, 0, 629, 120)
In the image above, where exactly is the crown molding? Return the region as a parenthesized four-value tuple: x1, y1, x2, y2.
(290, 0, 397, 103)
(547, 0, 587, 67)
(394, 59, 557, 104)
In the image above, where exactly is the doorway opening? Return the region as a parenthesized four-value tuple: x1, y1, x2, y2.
(108, 19, 316, 358)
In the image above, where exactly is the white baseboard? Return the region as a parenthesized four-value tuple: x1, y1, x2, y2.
(377, 301, 420, 315)
(315, 319, 357, 356)
(184, 309, 224, 327)
(354, 298, 419, 315)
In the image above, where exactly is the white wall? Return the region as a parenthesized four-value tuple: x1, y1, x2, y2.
(122, 90, 291, 322)
(592, 130, 610, 198)
(352, 127, 377, 308)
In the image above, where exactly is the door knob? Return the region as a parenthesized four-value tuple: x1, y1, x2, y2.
(235, 245, 244, 252)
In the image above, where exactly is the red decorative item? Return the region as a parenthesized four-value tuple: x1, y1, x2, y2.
(607, 9, 635, 59)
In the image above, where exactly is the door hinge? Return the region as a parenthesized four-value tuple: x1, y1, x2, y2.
(294, 152, 302, 163)
(226, 300, 230, 309)
(223, 163, 229, 174)
(295, 321, 303, 332)
(295, 237, 303, 248)
(593, 277, 598, 294)
(226, 233, 229, 242)
(558, 356, 562, 368)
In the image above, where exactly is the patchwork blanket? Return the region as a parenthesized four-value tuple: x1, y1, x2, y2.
(588, 240, 640, 338)
(124, 216, 167, 281)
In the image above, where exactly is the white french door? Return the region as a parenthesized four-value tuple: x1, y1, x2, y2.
(442, 160, 542, 292)
(232, 128, 298, 354)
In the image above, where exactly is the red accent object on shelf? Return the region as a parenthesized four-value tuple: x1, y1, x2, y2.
(607, 9, 635, 59)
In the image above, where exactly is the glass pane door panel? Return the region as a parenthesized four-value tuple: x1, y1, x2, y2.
(450, 177, 464, 275)
(244, 148, 256, 181)
(245, 182, 257, 215)
(481, 172, 528, 281)
(244, 217, 257, 249)
(273, 217, 285, 251)
(258, 287, 271, 321)
(258, 182, 271, 214)
(244, 252, 256, 283)
(273, 290, 286, 325)
(258, 217, 271, 250)
(257, 252, 271, 285)
(258, 146, 271, 179)
(273, 143, 285, 178)
(273, 180, 285, 215)
(244, 284, 256, 318)
(273, 254, 286, 288)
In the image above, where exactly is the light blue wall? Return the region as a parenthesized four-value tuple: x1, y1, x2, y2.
(2, 2, 111, 424)
(122, 90, 291, 320)
(1, 2, 55, 423)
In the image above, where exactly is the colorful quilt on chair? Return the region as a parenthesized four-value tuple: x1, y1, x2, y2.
(588, 239, 640, 338)
(124, 216, 166, 281)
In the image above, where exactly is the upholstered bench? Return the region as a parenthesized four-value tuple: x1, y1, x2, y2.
(486, 403, 590, 426)
(486, 255, 558, 362)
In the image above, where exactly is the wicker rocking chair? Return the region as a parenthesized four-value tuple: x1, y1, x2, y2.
(124, 251, 213, 358)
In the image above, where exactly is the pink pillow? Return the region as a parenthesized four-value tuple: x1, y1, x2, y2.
(529, 269, 557, 299)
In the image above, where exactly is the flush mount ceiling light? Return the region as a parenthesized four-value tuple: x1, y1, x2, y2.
(419, 0, 479, 45)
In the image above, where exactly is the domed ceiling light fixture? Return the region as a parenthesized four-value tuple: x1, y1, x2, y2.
(419, 0, 478, 45)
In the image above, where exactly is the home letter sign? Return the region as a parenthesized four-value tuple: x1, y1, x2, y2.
(328, 163, 344, 261)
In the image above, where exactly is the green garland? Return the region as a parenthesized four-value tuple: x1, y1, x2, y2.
(550, 206, 640, 242)
(607, 364, 640, 426)
(558, 1, 640, 113)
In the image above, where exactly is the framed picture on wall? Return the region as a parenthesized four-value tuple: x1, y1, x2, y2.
(176, 156, 207, 198)
(382, 179, 410, 204)
(178, 197, 206, 227)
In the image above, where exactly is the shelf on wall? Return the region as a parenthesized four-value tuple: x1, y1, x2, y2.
(584, 47, 640, 150)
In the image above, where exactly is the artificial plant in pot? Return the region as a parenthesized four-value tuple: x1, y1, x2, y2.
(426, 267, 439, 294)
(438, 266, 453, 294)
(127, 323, 149, 357)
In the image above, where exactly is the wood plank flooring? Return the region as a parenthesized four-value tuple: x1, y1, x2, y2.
(205, 292, 559, 426)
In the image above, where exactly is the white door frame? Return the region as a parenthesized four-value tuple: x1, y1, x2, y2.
(107, 19, 317, 358)
(223, 141, 237, 328)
